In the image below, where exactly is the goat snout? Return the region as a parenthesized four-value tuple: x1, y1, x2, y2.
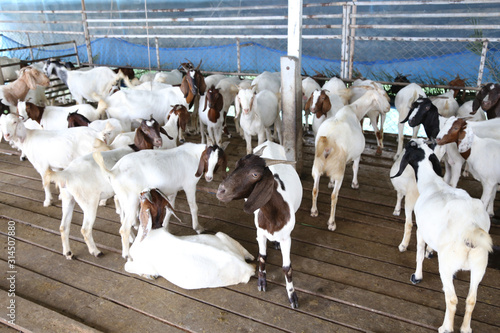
(153, 137, 162, 147)
(216, 185, 227, 201)
(205, 174, 213, 182)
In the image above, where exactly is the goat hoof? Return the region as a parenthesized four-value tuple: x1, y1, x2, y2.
(327, 223, 336, 231)
(257, 278, 267, 292)
(64, 251, 75, 260)
(43, 200, 52, 207)
(375, 147, 383, 156)
(96, 252, 104, 258)
(289, 293, 299, 309)
(327, 181, 334, 189)
(425, 251, 434, 259)
(410, 274, 422, 284)
(438, 326, 453, 333)
(398, 244, 407, 252)
(310, 209, 318, 217)
(272, 241, 280, 250)
(392, 209, 400, 216)
(351, 182, 359, 190)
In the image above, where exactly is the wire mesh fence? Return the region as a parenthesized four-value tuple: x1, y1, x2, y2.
(1, 0, 499, 134)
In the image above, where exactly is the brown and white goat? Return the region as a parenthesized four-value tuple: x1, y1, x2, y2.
(93, 142, 229, 259)
(123, 188, 255, 289)
(199, 85, 225, 145)
(67, 111, 91, 127)
(0, 66, 50, 108)
(217, 141, 302, 308)
(45, 116, 167, 259)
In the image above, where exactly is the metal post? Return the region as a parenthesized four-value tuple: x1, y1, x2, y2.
(477, 40, 489, 87)
(81, 0, 93, 65)
(236, 38, 241, 73)
(340, 5, 351, 79)
(348, 5, 357, 80)
(155, 37, 161, 70)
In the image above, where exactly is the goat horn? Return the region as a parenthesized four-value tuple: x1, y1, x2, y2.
(263, 158, 296, 167)
(195, 59, 202, 71)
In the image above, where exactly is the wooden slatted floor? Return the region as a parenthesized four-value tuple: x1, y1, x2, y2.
(0, 127, 499, 333)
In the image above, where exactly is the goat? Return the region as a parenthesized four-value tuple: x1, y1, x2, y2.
(0, 66, 50, 109)
(471, 83, 500, 119)
(430, 90, 459, 118)
(391, 139, 492, 333)
(43, 59, 127, 104)
(153, 69, 183, 85)
(251, 71, 281, 98)
(0, 56, 21, 83)
(437, 116, 500, 216)
(44, 117, 166, 259)
(349, 79, 391, 155)
(179, 60, 207, 136)
(456, 100, 486, 122)
(235, 87, 281, 154)
(448, 74, 466, 101)
(88, 119, 126, 145)
(109, 105, 186, 150)
(67, 112, 90, 127)
(310, 90, 391, 231)
(124, 188, 255, 288)
(199, 85, 225, 145)
(389, 73, 410, 96)
(217, 141, 302, 308)
(321, 77, 351, 105)
(0, 113, 105, 207)
(17, 101, 103, 130)
(301, 77, 322, 130)
(394, 83, 427, 160)
(93, 142, 228, 259)
(214, 76, 246, 137)
(304, 89, 344, 136)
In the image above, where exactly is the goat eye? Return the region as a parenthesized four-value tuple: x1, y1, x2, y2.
(252, 173, 258, 178)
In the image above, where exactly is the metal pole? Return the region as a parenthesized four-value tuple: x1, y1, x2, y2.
(81, 0, 93, 65)
(155, 37, 160, 70)
(236, 38, 241, 73)
(348, 5, 357, 80)
(72, 41, 81, 67)
(477, 41, 489, 87)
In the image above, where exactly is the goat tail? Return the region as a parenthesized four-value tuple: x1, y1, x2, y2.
(92, 151, 114, 179)
(44, 168, 66, 189)
(464, 227, 493, 253)
(316, 136, 330, 158)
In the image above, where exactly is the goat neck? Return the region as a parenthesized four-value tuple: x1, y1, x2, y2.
(195, 144, 228, 182)
(25, 102, 44, 124)
(217, 154, 290, 234)
(436, 117, 472, 159)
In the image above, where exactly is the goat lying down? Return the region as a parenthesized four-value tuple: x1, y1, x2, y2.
(124, 188, 255, 289)
(392, 139, 492, 333)
(217, 141, 302, 308)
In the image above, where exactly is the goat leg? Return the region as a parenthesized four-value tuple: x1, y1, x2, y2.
(257, 254, 267, 292)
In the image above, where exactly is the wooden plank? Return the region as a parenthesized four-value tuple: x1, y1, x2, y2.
(0, 290, 100, 333)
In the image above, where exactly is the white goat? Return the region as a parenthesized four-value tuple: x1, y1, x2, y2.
(0, 56, 21, 83)
(235, 87, 281, 154)
(456, 100, 486, 121)
(43, 59, 126, 104)
(17, 101, 103, 130)
(93, 143, 228, 259)
(0, 113, 104, 207)
(391, 139, 492, 333)
(437, 116, 500, 216)
(322, 77, 351, 105)
(153, 69, 183, 85)
(217, 141, 302, 308)
(44, 117, 168, 259)
(88, 118, 126, 145)
(310, 90, 391, 231)
(349, 79, 391, 155)
(124, 188, 255, 289)
(430, 89, 459, 118)
(98, 86, 188, 132)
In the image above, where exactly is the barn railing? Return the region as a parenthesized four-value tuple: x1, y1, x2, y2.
(0, 0, 499, 89)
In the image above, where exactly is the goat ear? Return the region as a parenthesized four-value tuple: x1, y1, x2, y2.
(322, 95, 332, 115)
(24, 69, 38, 90)
(391, 150, 410, 179)
(160, 126, 173, 140)
(203, 94, 208, 111)
(139, 208, 153, 241)
(180, 77, 189, 98)
(304, 94, 313, 111)
(244, 169, 274, 214)
(429, 153, 442, 177)
(195, 150, 207, 178)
